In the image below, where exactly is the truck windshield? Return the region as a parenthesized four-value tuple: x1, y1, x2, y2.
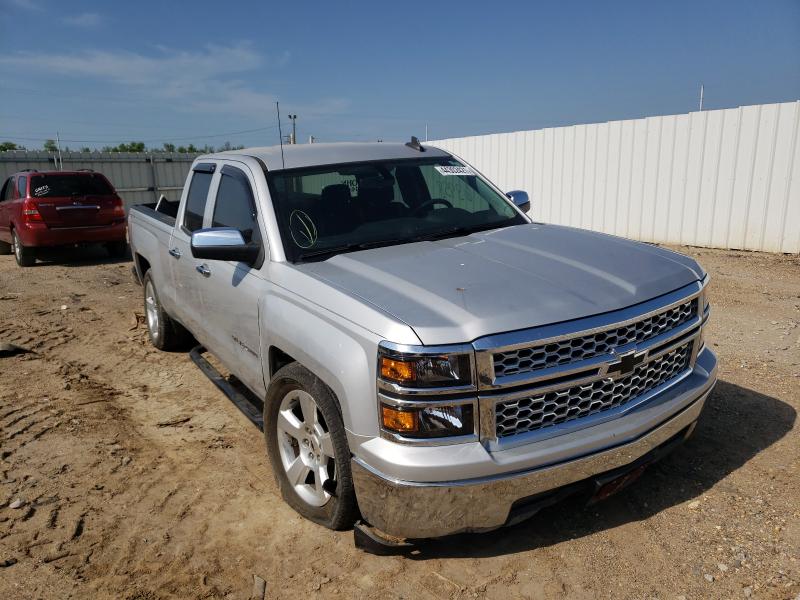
(267, 157, 527, 262)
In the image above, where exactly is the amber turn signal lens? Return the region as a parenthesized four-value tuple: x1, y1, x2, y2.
(381, 405, 418, 433)
(380, 357, 416, 383)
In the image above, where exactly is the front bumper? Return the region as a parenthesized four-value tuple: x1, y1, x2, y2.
(352, 347, 717, 539)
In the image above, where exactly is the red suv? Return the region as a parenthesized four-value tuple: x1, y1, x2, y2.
(0, 169, 127, 266)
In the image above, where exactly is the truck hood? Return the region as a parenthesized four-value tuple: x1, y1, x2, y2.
(299, 223, 704, 346)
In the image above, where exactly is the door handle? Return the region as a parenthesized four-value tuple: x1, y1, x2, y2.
(168, 247, 182, 259)
(196, 264, 211, 277)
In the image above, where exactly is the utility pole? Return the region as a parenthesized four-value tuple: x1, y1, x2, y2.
(699, 84, 704, 112)
(55, 131, 63, 170)
(287, 114, 297, 144)
(425, 124, 428, 142)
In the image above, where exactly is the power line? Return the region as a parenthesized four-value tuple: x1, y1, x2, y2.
(0, 125, 279, 144)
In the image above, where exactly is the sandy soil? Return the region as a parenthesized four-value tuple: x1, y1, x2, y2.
(0, 245, 798, 600)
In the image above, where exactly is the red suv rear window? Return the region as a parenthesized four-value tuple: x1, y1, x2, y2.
(30, 174, 113, 198)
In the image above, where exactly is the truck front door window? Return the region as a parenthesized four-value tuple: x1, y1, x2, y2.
(211, 167, 261, 244)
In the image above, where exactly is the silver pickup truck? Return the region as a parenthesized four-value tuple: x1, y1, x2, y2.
(128, 140, 717, 546)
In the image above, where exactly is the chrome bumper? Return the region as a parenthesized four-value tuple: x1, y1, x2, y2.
(352, 353, 716, 539)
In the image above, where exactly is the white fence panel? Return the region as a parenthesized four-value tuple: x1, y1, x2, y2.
(430, 101, 800, 253)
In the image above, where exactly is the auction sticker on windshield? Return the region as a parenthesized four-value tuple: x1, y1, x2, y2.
(434, 165, 476, 176)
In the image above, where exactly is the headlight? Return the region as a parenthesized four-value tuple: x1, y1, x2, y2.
(380, 402, 475, 438)
(377, 342, 478, 443)
(378, 345, 473, 388)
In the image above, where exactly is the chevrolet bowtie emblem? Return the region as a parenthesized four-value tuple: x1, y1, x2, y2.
(607, 349, 646, 376)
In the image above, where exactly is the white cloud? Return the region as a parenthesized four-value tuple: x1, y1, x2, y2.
(0, 44, 343, 120)
(63, 12, 104, 28)
(5, 0, 42, 11)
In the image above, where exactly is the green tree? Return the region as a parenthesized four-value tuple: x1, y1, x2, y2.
(177, 146, 188, 153)
(186, 144, 198, 153)
(80, 147, 92, 153)
(162, 142, 176, 152)
(43, 139, 58, 152)
(0, 141, 18, 151)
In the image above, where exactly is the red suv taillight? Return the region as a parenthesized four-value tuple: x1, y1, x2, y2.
(111, 196, 125, 217)
(22, 198, 43, 222)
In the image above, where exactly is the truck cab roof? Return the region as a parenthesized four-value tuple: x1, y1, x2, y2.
(205, 142, 451, 171)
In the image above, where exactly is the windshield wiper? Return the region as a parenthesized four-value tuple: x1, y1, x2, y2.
(297, 223, 508, 262)
(298, 238, 409, 261)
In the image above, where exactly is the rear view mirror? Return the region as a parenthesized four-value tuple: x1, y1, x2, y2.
(506, 190, 530, 213)
(191, 227, 260, 264)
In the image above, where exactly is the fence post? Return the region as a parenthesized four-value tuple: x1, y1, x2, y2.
(149, 154, 159, 202)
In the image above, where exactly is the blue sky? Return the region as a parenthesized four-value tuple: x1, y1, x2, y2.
(1, 0, 798, 149)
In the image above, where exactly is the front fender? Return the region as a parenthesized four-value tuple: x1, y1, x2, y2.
(260, 284, 398, 438)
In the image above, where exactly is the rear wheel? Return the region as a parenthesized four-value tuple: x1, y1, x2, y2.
(264, 363, 358, 530)
(12, 230, 35, 267)
(142, 271, 192, 350)
(106, 240, 127, 259)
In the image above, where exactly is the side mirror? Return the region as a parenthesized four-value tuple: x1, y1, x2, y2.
(506, 190, 530, 213)
(190, 227, 260, 264)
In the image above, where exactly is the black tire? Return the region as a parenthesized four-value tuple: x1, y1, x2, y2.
(264, 363, 358, 530)
(0, 239, 11, 255)
(106, 240, 128, 259)
(142, 270, 192, 351)
(12, 230, 35, 267)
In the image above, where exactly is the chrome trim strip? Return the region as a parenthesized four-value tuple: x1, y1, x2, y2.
(378, 393, 478, 410)
(377, 379, 476, 397)
(379, 340, 475, 356)
(55, 205, 101, 211)
(45, 224, 119, 230)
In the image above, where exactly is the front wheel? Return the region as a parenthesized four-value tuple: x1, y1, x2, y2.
(12, 230, 35, 267)
(264, 363, 358, 530)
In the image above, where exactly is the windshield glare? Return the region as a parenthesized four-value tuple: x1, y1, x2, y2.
(268, 158, 525, 262)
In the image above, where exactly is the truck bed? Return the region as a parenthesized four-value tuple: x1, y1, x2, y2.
(130, 201, 178, 227)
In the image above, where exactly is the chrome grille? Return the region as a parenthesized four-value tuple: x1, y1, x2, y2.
(495, 342, 693, 438)
(493, 299, 697, 379)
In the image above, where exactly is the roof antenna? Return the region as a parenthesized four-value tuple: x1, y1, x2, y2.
(276, 101, 285, 168)
(405, 135, 425, 152)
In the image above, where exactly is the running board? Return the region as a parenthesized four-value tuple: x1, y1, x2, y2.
(189, 345, 264, 431)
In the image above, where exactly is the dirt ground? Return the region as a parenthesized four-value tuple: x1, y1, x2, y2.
(0, 244, 798, 600)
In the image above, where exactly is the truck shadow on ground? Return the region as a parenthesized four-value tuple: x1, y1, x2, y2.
(409, 380, 795, 559)
(31, 245, 130, 267)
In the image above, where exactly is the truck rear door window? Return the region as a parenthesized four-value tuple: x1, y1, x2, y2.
(183, 169, 214, 232)
(211, 167, 260, 243)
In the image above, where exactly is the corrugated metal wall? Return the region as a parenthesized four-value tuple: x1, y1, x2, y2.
(0, 151, 200, 210)
(430, 101, 800, 253)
